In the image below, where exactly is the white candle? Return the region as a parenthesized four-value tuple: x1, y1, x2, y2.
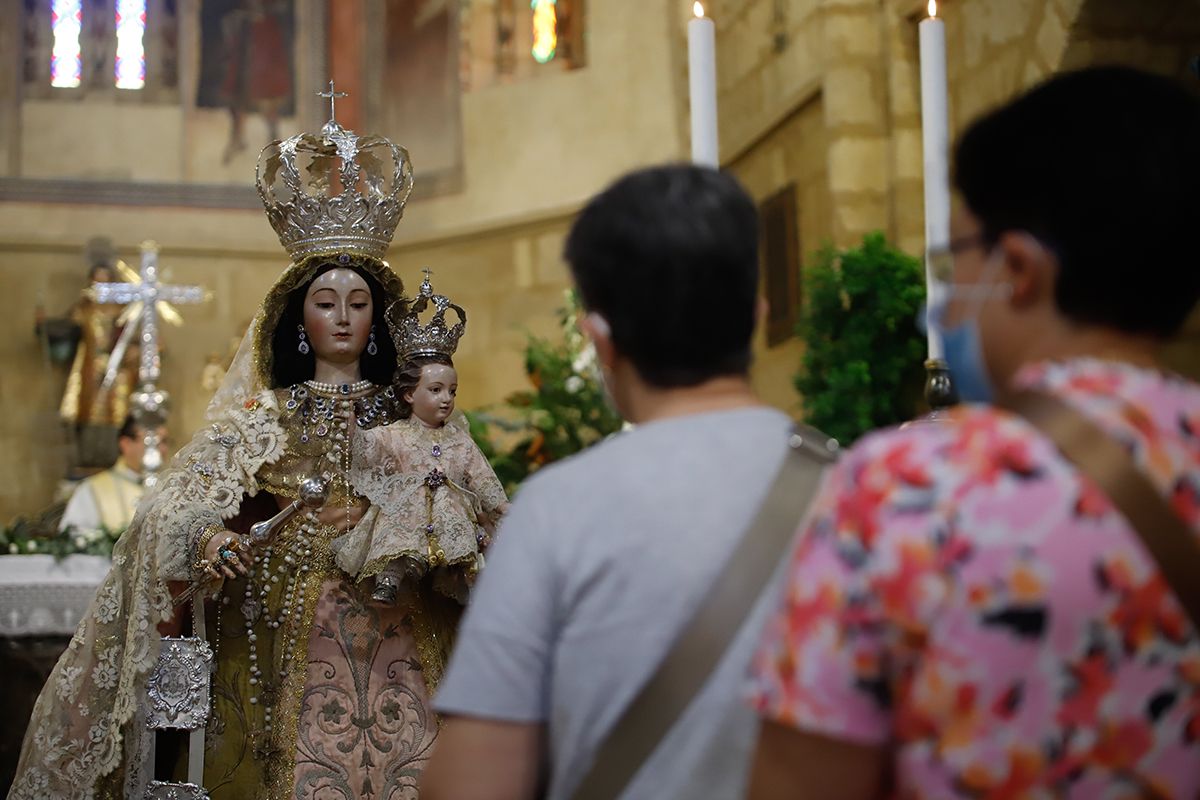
(919, 0, 949, 360)
(688, 2, 719, 167)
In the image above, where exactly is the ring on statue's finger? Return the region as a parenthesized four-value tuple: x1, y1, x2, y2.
(217, 547, 237, 562)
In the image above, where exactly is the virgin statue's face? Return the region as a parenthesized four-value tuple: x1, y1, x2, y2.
(302, 268, 374, 365)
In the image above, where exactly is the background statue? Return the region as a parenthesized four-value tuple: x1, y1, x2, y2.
(57, 237, 138, 470)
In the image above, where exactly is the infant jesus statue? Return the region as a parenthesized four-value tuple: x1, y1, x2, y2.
(336, 271, 509, 605)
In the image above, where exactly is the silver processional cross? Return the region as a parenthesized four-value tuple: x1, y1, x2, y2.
(92, 241, 207, 481)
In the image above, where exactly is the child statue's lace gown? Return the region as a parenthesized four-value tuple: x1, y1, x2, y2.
(338, 413, 508, 603)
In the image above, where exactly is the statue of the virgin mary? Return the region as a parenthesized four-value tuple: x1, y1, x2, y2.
(11, 102, 460, 799)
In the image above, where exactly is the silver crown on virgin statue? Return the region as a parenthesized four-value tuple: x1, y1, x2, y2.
(256, 82, 415, 263)
(387, 269, 466, 361)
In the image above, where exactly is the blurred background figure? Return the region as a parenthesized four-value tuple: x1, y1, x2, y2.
(59, 414, 168, 540)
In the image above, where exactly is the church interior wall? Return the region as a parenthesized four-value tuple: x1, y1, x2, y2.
(728, 97, 830, 415)
(715, 0, 912, 415)
(714, 0, 924, 252)
(2, 1, 687, 234)
(404, 1, 687, 239)
(715, 0, 1199, 412)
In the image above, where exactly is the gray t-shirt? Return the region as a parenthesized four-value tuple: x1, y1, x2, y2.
(435, 406, 796, 799)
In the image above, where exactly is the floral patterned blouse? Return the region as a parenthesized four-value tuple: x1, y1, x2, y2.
(750, 359, 1200, 799)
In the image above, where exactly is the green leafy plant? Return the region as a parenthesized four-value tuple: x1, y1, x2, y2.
(795, 232, 927, 446)
(468, 292, 623, 494)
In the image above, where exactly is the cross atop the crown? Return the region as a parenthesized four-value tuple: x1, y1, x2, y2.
(317, 80, 349, 124)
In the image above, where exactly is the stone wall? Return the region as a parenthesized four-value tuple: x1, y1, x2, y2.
(727, 97, 829, 413)
(713, 0, 1200, 254)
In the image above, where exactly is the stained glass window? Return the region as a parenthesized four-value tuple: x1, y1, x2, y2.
(114, 0, 146, 89)
(530, 0, 556, 64)
(50, 0, 82, 88)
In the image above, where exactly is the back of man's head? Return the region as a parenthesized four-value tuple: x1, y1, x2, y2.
(117, 414, 140, 442)
(955, 65, 1200, 338)
(565, 165, 760, 388)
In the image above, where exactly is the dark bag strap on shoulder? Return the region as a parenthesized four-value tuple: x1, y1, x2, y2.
(1003, 390, 1200, 630)
(570, 425, 838, 800)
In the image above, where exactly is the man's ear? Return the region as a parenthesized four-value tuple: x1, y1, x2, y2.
(578, 312, 617, 371)
(995, 231, 1058, 311)
(755, 296, 769, 328)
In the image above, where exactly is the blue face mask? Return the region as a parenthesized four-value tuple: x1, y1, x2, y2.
(934, 306, 995, 403)
(924, 258, 1005, 404)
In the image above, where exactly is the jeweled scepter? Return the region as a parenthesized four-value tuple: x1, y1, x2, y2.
(174, 477, 329, 607)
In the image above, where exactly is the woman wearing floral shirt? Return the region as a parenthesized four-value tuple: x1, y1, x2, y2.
(749, 67, 1200, 799)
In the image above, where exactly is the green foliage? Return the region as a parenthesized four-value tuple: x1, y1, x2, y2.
(469, 293, 623, 494)
(1, 501, 125, 558)
(795, 232, 927, 446)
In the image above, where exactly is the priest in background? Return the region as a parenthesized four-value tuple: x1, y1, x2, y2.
(59, 415, 169, 539)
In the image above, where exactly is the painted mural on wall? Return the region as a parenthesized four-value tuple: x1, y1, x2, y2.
(197, 0, 296, 164)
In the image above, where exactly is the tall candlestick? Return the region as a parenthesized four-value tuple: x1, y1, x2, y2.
(919, 0, 949, 360)
(688, 2, 719, 167)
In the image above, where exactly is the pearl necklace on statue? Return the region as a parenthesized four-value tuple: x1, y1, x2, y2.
(304, 378, 373, 396)
(241, 513, 318, 732)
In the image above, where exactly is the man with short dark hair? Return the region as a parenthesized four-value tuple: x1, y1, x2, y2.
(60, 414, 169, 538)
(421, 165, 794, 799)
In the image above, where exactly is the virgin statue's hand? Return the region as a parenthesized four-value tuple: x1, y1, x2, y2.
(315, 498, 369, 533)
(203, 531, 252, 581)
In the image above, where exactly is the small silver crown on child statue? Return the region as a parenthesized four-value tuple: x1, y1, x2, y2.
(387, 268, 467, 361)
(256, 81, 415, 263)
